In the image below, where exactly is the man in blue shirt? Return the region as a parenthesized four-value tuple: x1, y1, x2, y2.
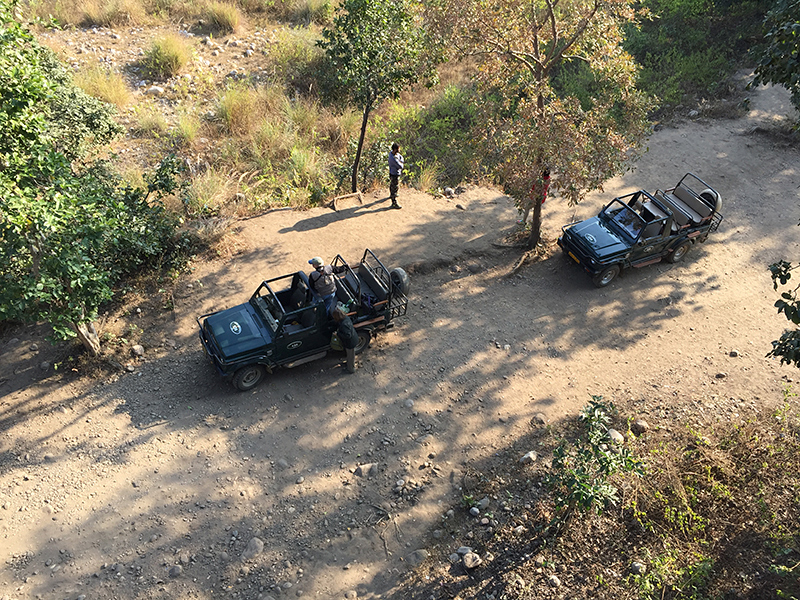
(388, 142, 404, 209)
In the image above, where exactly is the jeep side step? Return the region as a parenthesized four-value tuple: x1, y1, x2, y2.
(283, 351, 327, 368)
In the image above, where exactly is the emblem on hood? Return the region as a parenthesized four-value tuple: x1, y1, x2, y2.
(230, 321, 242, 335)
(585, 234, 596, 244)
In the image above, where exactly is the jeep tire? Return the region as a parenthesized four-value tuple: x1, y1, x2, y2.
(233, 365, 265, 391)
(667, 240, 691, 263)
(592, 265, 620, 288)
(354, 330, 371, 354)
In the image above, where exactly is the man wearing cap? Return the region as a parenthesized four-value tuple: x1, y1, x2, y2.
(308, 257, 347, 315)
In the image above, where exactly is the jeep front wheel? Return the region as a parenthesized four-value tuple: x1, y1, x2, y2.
(354, 330, 371, 355)
(593, 265, 620, 288)
(667, 241, 691, 263)
(233, 365, 264, 391)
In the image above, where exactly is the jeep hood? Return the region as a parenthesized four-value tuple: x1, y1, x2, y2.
(204, 302, 272, 360)
(566, 217, 629, 258)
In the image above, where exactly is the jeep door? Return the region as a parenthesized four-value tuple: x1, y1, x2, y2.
(275, 305, 329, 360)
(629, 217, 671, 266)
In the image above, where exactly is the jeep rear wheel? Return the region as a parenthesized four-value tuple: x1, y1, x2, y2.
(593, 265, 620, 288)
(354, 330, 371, 354)
(233, 365, 264, 391)
(667, 241, 691, 263)
(390, 268, 410, 295)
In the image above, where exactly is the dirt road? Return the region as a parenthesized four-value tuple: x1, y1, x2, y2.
(0, 78, 798, 600)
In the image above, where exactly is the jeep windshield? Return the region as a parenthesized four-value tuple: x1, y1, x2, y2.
(600, 200, 645, 243)
(251, 284, 280, 333)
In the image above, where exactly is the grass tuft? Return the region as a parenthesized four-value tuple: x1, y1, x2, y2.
(74, 66, 132, 109)
(204, 1, 241, 33)
(142, 33, 192, 79)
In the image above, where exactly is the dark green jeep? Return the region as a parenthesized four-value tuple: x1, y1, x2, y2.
(197, 249, 409, 390)
(557, 173, 723, 287)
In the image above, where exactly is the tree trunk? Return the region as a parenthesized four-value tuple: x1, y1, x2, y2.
(351, 105, 372, 193)
(527, 192, 543, 249)
(73, 321, 101, 356)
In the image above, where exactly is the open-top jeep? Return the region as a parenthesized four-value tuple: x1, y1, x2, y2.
(557, 173, 723, 287)
(197, 249, 409, 390)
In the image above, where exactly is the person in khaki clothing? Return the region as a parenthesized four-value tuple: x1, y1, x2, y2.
(332, 307, 358, 373)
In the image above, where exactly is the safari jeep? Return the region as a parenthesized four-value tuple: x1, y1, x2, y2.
(197, 249, 409, 390)
(557, 173, 723, 287)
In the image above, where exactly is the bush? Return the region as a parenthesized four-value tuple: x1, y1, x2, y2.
(142, 33, 192, 79)
(204, 1, 241, 33)
(216, 82, 264, 136)
(74, 65, 132, 108)
(264, 28, 324, 93)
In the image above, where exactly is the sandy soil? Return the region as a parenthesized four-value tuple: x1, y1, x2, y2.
(1, 62, 799, 600)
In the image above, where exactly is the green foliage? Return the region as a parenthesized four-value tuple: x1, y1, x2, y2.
(546, 396, 645, 521)
(768, 259, 800, 367)
(752, 0, 800, 113)
(0, 153, 185, 344)
(624, 0, 772, 105)
(628, 549, 714, 600)
(142, 33, 192, 79)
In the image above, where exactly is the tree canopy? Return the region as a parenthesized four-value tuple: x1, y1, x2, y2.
(0, 0, 183, 355)
(426, 0, 653, 248)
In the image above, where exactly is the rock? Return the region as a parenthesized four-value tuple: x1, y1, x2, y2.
(548, 574, 561, 587)
(30, 343, 39, 351)
(449, 553, 460, 563)
(631, 560, 646, 575)
(462, 552, 482, 569)
(180, 553, 190, 565)
(40, 361, 50, 371)
(296, 476, 304, 484)
(455, 203, 466, 210)
(519, 450, 537, 464)
(631, 419, 649, 436)
(456, 546, 472, 555)
(513, 525, 526, 534)
(688, 109, 700, 118)
(531, 413, 547, 426)
(345, 591, 358, 599)
(406, 549, 429, 565)
(404, 399, 414, 408)
(716, 372, 727, 379)
(169, 564, 183, 577)
(729, 349, 740, 357)
(354, 463, 378, 477)
(275, 458, 290, 470)
(125, 365, 135, 372)
(241, 537, 264, 561)
(131, 344, 145, 357)
(608, 428, 625, 444)
(145, 86, 165, 95)
(444, 187, 455, 198)
(469, 506, 480, 517)
(477, 497, 490, 510)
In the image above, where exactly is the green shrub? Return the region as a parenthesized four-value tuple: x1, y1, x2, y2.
(204, 1, 241, 33)
(142, 33, 192, 79)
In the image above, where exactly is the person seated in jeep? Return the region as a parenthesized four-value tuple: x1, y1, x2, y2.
(308, 256, 347, 315)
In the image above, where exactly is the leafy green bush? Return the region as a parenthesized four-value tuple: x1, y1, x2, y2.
(142, 33, 192, 79)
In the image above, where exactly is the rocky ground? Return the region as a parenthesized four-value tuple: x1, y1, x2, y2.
(1, 22, 800, 600)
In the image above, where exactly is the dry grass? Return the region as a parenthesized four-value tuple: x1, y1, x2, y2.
(185, 168, 232, 217)
(204, 1, 242, 33)
(142, 33, 192, 79)
(216, 83, 265, 137)
(133, 104, 170, 136)
(74, 66, 132, 109)
(80, 0, 149, 26)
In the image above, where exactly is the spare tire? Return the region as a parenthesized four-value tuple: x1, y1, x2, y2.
(390, 268, 410, 295)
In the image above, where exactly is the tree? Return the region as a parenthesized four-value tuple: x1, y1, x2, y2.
(427, 0, 653, 248)
(768, 259, 800, 368)
(0, 0, 181, 355)
(318, 0, 433, 193)
(752, 0, 800, 113)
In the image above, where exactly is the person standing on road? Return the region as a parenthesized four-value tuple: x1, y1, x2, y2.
(388, 142, 404, 209)
(332, 307, 358, 373)
(308, 257, 347, 315)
